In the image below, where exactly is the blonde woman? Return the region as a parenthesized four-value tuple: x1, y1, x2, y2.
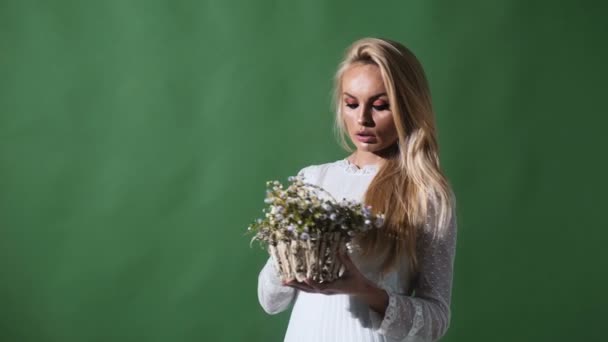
(257, 37, 458, 342)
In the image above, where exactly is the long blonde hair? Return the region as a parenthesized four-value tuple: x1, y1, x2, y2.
(332, 38, 455, 275)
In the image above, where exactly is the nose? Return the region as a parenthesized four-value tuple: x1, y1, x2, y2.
(357, 105, 373, 126)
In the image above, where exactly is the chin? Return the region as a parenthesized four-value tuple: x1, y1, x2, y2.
(354, 143, 379, 153)
(354, 142, 395, 154)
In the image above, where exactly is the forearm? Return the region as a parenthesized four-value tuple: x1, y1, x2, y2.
(355, 282, 389, 316)
(258, 258, 297, 314)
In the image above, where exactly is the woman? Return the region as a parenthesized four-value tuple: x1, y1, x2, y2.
(257, 37, 458, 342)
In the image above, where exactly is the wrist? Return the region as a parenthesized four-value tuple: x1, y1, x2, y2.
(355, 281, 389, 315)
(360, 282, 386, 301)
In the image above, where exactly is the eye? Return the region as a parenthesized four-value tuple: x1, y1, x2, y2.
(345, 103, 359, 109)
(372, 103, 390, 111)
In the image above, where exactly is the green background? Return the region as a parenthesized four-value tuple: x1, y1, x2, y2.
(1, 1, 606, 341)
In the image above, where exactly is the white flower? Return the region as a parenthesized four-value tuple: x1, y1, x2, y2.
(250, 177, 387, 248)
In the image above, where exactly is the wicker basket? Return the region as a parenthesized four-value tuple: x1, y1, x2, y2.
(268, 232, 347, 283)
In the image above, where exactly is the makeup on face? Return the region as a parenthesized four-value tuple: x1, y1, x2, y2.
(340, 64, 399, 153)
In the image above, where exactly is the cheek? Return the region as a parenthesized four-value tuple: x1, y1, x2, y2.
(377, 114, 398, 136)
(342, 109, 356, 120)
(341, 112, 357, 128)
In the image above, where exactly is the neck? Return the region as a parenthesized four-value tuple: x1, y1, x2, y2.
(349, 144, 399, 168)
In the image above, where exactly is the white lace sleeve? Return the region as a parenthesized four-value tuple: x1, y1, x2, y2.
(370, 208, 458, 342)
(257, 166, 314, 315)
(257, 257, 297, 314)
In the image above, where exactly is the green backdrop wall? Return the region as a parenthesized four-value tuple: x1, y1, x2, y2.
(1, 1, 606, 341)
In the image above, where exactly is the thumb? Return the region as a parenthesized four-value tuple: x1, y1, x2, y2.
(337, 245, 356, 270)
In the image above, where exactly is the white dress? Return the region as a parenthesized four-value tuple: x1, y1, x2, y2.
(257, 159, 458, 342)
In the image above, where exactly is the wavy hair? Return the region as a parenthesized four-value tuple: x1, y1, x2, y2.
(332, 38, 455, 274)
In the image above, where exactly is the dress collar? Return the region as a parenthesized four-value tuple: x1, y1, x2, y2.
(336, 159, 379, 175)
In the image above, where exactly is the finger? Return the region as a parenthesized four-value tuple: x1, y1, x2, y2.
(338, 248, 355, 268)
(283, 279, 302, 287)
(339, 249, 366, 280)
(319, 280, 352, 295)
(284, 281, 317, 293)
(281, 278, 294, 285)
(305, 278, 347, 295)
(303, 278, 323, 291)
(304, 278, 341, 294)
(336, 252, 355, 278)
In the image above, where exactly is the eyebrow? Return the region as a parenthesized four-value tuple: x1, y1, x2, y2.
(343, 92, 388, 100)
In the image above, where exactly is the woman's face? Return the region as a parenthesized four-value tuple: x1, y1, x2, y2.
(341, 63, 399, 154)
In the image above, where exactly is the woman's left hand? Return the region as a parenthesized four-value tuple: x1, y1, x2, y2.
(283, 249, 389, 314)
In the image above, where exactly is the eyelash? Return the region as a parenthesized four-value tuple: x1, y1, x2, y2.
(345, 103, 390, 111)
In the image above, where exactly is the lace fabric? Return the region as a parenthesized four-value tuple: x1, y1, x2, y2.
(375, 210, 457, 341)
(336, 158, 379, 175)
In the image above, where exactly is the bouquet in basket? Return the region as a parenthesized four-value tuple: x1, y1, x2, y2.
(247, 174, 385, 283)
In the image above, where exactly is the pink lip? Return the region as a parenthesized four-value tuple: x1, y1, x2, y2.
(356, 134, 376, 143)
